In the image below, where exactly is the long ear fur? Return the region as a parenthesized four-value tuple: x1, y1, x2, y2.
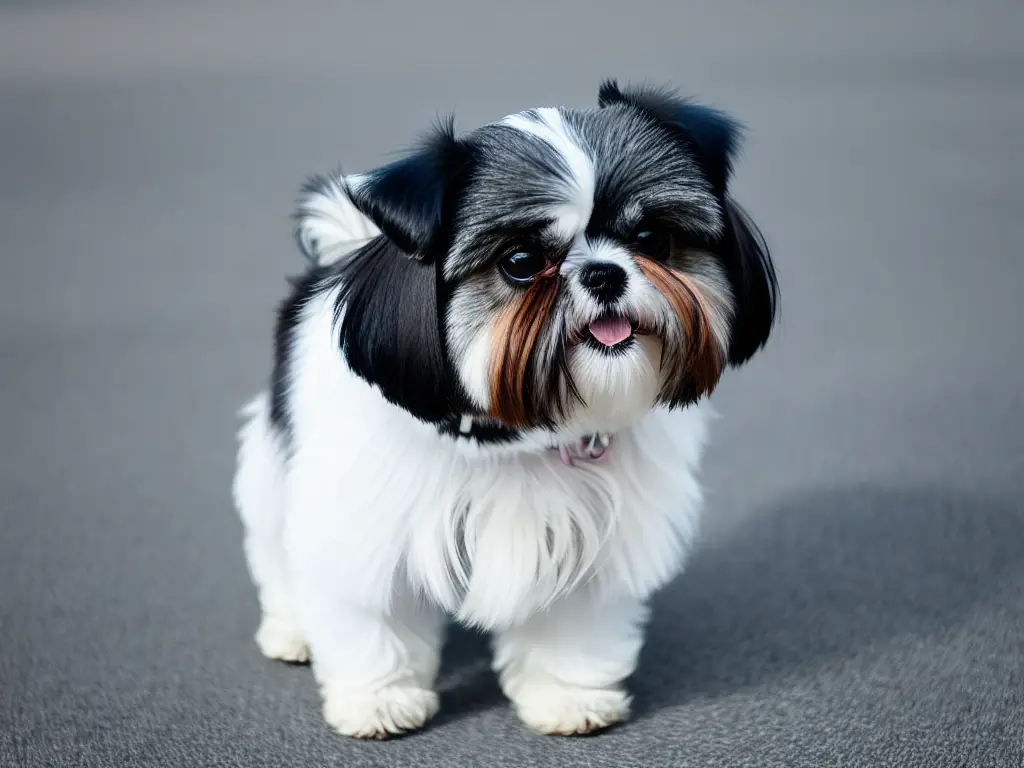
(719, 197, 779, 364)
(344, 118, 470, 259)
(289, 120, 468, 425)
(333, 237, 452, 423)
(600, 79, 778, 363)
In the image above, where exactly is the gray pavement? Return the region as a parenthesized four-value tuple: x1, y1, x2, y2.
(1, 2, 1022, 766)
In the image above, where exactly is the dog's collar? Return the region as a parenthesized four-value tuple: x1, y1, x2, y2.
(450, 414, 613, 467)
(438, 414, 521, 445)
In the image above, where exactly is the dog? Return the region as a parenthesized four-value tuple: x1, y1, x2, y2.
(233, 80, 778, 738)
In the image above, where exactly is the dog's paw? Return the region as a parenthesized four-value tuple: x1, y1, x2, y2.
(323, 684, 439, 739)
(255, 615, 309, 664)
(511, 680, 631, 735)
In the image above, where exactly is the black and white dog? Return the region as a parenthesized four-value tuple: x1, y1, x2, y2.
(233, 81, 777, 738)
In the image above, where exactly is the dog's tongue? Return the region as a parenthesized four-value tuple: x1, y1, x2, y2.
(588, 316, 632, 346)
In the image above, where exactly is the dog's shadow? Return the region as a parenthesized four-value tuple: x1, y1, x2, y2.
(434, 485, 1024, 721)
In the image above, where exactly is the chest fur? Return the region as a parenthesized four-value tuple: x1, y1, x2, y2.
(404, 426, 702, 630)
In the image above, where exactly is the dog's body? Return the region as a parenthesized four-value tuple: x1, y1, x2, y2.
(234, 82, 777, 738)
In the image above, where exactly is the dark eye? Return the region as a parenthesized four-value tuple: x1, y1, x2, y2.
(500, 251, 547, 284)
(634, 228, 671, 260)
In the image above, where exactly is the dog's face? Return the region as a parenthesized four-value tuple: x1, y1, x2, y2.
(299, 82, 777, 439)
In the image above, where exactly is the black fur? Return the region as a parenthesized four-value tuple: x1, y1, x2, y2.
(277, 82, 777, 440)
(333, 237, 454, 423)
(598, 79, 742, 194)
(720, 198, 779, 364)
(269, 267, 332, 440)
(270, 238, 461, 436)
(599, 79, 778, 364)
(345, 118, 470, 259)
(437, 416, 522, 444)
(269, 246, 522, 445)
(286, 139, 522, 442)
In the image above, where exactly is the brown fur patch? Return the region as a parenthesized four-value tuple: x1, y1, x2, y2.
(488, 271, 561, 427)
(636, 256, 724, 403)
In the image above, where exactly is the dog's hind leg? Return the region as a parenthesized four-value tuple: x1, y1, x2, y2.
(233, 393, 309, 663)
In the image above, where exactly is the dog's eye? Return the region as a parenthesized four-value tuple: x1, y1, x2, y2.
(634, 228, 671, 260)
(500, 251, 546, 284)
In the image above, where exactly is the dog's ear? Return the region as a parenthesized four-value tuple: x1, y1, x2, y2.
(344, 118, 470, 260)
(598, 79, 740, 195)
(600, 80, 777, 364)
(293, 120, 469, 423)
(719, 198, 778, 365)
(336, 235, 454, 423)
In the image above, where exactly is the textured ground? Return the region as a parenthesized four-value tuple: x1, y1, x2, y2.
(1, 1, 1022, 766)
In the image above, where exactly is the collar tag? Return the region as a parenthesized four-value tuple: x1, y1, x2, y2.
(556, 433, 613, 467)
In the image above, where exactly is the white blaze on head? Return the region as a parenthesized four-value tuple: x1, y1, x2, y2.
(499, 107, 596, 240)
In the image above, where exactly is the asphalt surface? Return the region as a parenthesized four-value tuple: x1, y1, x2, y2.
(1, 2, 1022, 766)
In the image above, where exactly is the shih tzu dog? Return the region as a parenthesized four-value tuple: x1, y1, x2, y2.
(233, 80, 777, 738)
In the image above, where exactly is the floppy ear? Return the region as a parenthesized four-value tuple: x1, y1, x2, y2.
(719, 198, 779, 364)
(598, 79, 741, 195)
(335, 234, 454, 424)
(600, 79, 778, 364)
(292, 122, 468, 422)
(344, 118, 470, 259)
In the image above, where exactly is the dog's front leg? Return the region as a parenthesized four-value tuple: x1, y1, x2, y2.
(306, 596, 444, 740)
(284, 463, 445, 739)
(492, 589, 648, 735)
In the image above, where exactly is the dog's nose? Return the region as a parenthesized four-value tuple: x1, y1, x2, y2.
(578, 262, 627, 304)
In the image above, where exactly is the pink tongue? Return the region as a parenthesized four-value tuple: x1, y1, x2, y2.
(588, 316, 632, 346)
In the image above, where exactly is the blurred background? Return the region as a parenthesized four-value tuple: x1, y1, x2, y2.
(1, 1, 1021, 766)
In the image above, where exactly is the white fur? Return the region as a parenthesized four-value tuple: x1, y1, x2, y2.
(494, 591, 646, 734)
(500, 108, 596, 239)
(686, 254, 737, 354)
(234, 283, 711, 737)
(296, 174, 380, 266)
(456, 329, 493, 411)
(560, 234, 643, 280)
(447, 232, 730, 445)
(232, 396, 309, 663)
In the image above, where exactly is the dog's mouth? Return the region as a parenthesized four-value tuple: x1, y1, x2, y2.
(574, 312, 643, 353)
(588, 315, 633, 346)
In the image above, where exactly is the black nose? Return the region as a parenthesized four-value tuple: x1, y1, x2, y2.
(578, 262, 627, 304)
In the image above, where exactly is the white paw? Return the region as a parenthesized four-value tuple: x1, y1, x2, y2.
(511, 680, 631, 735)
(255, 616, 309, 663)
(323, 684, 439, 739)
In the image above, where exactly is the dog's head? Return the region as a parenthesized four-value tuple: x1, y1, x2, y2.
(296, 82, 778, 440)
